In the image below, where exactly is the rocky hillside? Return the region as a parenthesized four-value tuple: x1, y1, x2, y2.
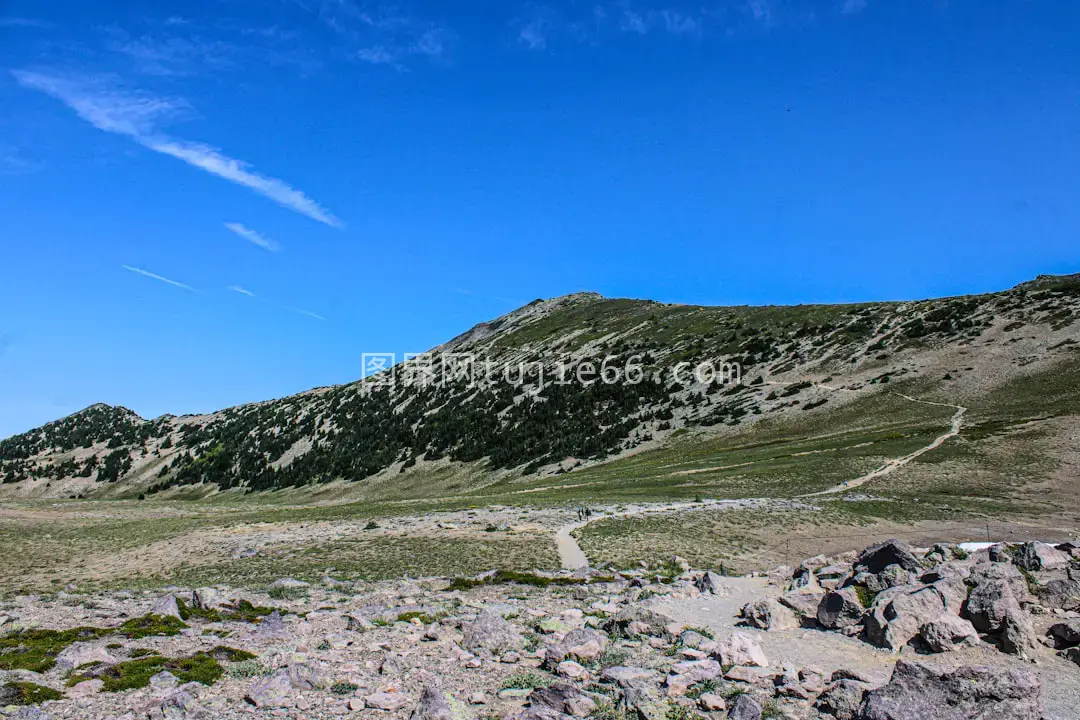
(0, 538, 1076, 719)
(1, 274, 1078, 498)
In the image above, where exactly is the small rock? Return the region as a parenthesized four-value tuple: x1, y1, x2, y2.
(717, 632, 768, 668)
(557, 660, 588, 679)
(463, 610, 524, 654)
(409, 686, 454, 720)
(699, 693, 727, 711)
(366, 692, 412, 711)
(696, 571, 725, 594)
(192, 588, 221, 610)
(727, 694, 762, 720)
(151, 594, 183, 621)
(150, 671, 180, 690)
(67, 678, 104, 698)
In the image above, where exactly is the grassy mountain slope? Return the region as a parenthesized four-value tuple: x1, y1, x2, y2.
(1, 274, 1078, 502)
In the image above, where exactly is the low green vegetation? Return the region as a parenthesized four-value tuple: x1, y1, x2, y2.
(448, 570, 590, 591)
(68, 651, 225, 693)
(501, 670, 552, 690)
(117, 614, 186, 640)
(0, 681, 64, 705)
(0, 628, 101, 673)
(0, 614, 196, 673)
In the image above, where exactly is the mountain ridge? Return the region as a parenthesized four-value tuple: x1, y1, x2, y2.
(2, 272, 1078, 499)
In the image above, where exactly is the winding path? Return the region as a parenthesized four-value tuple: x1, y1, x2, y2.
(555, 521, 590, 569)
(802, 393, 966, 497)
(554, 388, 967, 568)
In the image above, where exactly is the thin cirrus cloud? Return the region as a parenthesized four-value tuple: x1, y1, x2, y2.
(228, 285, 326, 321)
(121, 265, 198, 292)
(11, 70, 342, 228)
(224, 222, 281, 252)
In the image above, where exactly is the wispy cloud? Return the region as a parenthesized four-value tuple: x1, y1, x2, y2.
(105, 23, 320, 77)
(12, 70, 342, 227)
(144, 138, 342, 227)
(840, 0, 868, 14)
(228, 284, 326, 321)
(746, 0, 773, 25)
(517, 20, 548, 50)
(515, 2, 705, 48)
(0, 146, 42, 175)
(0, 17, 52, 29)
(122, 265, 197, 292)
(109, 33, 241, 76)
(289, 307, 327, 321)
(356, 46, 396, 64)
(284, 0, 448, 68)
(224, 222, 282, 252)
(355, 28, 448, 66)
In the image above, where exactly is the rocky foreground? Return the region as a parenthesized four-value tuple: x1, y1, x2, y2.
(2, 539, 1079, 720)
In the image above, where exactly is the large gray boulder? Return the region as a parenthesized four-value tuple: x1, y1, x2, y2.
(853, 565, 916, 596)
(817, 588, 864, 630)
(864, 586, 946, 650)
(963, 579, 1020, 634)
(779, 591, 824, 624)
(463, 610, 524, 654)
(918, 615, 979, 653)
(1012, 542, 1070, 572)
(855, 540, 922, 574)
(1042, 567, 1080, 610)
(740, 598, 797, 631)
(151, 594, 183, 621)
(543, 628, 607, 666)
(967, 562, 1031, 603)
(54, 642, 117, 672)
(999, 610, 1038, 657)
(925, 575, 968, 616)
(855, 661, 1043, 720)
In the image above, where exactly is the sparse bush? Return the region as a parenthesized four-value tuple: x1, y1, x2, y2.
(501, 670, 551, 690)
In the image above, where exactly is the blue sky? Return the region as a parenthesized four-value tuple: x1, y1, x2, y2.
(1, 0, 1078, 439)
